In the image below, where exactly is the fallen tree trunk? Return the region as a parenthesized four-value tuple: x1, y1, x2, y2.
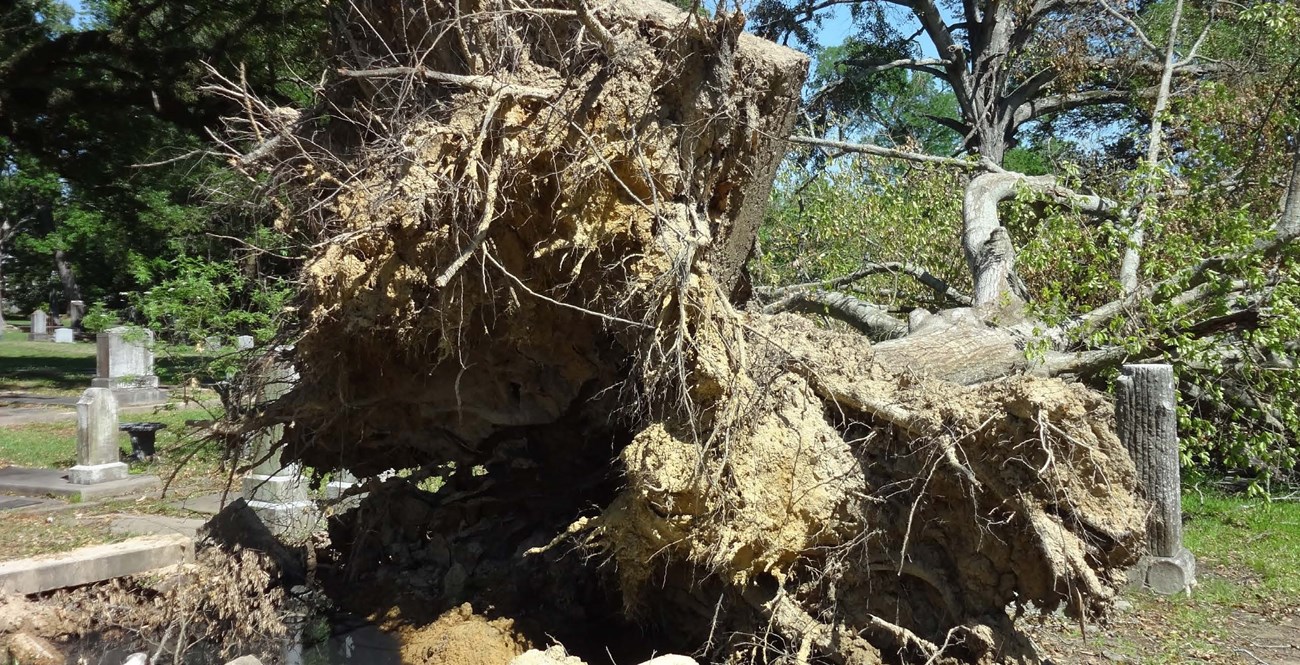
(217, 1, 1147, 662)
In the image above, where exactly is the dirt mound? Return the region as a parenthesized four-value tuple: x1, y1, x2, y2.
(218, 0, 1148, 661)
(394, 603, 530, 665)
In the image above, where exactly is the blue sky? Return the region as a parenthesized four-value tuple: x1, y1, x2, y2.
(62, 0, 936, 55)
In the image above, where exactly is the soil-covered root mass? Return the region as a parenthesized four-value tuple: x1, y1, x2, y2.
(218, 0, 1150, 661)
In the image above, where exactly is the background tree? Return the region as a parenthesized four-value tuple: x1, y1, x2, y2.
(0, 0, 323, 331)
(753, 0, 1300, 484)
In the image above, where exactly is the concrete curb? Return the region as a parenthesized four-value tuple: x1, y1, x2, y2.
(0, 534, 194, 595)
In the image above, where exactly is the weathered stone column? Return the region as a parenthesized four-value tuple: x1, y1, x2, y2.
(68, 300, 85, 327)
(243, 354, 316, 539)
(1117, 363, 1196, 594)
(27, 310, 49, 341)
(92, 327, 168, 405)
(69, 388, 128, 484)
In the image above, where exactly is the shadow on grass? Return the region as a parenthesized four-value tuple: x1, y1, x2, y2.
(156, 352, 213, 386)
(0, 353, 96, 394)
(1, 329, 224, 395)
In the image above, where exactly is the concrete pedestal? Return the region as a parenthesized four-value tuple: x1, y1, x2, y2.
(1127, 551, 1198, 595)
(69, 462, 129, 485)
(247, 499, 317, 540)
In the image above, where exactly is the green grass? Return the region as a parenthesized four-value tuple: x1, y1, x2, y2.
(0, 511, 125, 560)
(0, 328, 224, 397)
(0, 405, 224, 469)
(1102, 487, 1300, 663)
(1181, 486, 1300, 599)
(0, 329, 98, 396)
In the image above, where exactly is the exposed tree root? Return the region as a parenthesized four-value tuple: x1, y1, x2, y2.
(215, 0, 1149, 661)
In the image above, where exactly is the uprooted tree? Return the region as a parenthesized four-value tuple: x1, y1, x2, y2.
(202, 0, 1300, 661)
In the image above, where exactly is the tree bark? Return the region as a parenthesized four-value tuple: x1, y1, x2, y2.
(0, 257, 6, 332)
(1277, 145, 1300, 241)
(763, 288, 908, 340)
(53, 248, 82, 326)
(963, 173, 1049, 306)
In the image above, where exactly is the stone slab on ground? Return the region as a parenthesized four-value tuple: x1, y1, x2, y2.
(0, 534, 194, 595)
(168, 492, 228, 516)
(0, 467, 160, 501)
(110, 514, 209, 538)
(0, 496, 55, 512)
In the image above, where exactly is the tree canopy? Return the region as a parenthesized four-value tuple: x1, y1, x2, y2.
(0, 0, 324, 333)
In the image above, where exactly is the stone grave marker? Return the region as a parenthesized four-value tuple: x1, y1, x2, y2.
(92, 327, 168, 405)
(52, 327, 74, 343)
(27, 310, 49, 341)
(243, 352, 316, 539)
(68, 388, 128, 484)
(68, 300, 85, 325)
(1118, 363, 1196, 595)
(205, 335, 223, 351)
(235, 335, 255, 350)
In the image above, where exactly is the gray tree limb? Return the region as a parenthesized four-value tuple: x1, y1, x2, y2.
(844, 56, 951, 78)
(1278, 145, 1300, 240)
(788, 135, 989, 170)
(1119, 0, 1193, 294)
(759, 289, 908, 340)
(1012, 87, 1159, 126)
(759, 261, 973, 306)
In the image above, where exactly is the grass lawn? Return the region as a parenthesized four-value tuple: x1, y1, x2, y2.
(0, 405, 226, 469)
(0, 328, 225, 398)
(0, 405, 237, 561)
(0, 511, 128, 560)
(0, 329, 97, 396)
(1029, 483, 1300, 664)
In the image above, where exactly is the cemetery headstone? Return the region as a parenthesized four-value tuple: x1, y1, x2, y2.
(92, 327, 168, 405)
(1118, 363, 1196, 595)
(52, 327, 75, 343)
(205, 336, 223, 352)
(68, 388, 128, 484)
(27, 310, 49, 341)
(68, 300, 85, 326)
(236, 335, 255, 350)
(243, 352, 316, 539)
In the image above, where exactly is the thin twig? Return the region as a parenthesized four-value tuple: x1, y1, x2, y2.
(483, 251, 650, 328)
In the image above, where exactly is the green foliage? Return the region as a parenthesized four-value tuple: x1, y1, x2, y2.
(757, 154, 967, 311)
(79, 300, 118, 333)
(133, 256, 290, 344)
(0, 0, 324, 339)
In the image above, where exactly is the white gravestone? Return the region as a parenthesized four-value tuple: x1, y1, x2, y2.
(28, 310, 49, 341)
(243, 356, 316, 539)
(68, 300, 85, 326)
(68, 388, 128, 484)
(92, 327, 168, 405)
(235, 335, 255, 350)
(205, 336, 223, 351)
(52, 327, 75, 343)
